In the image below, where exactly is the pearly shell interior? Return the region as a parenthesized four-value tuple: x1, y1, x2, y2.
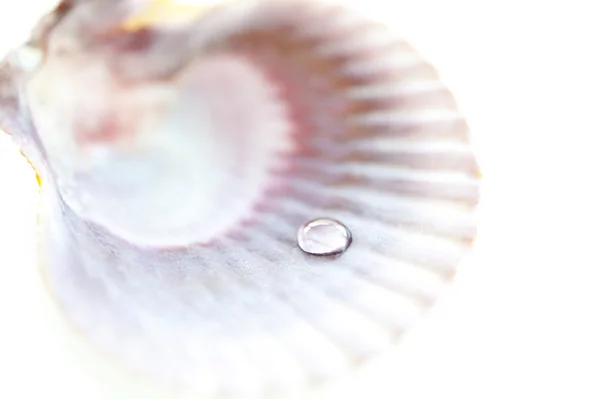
(1, 0, 480, 397)
(28, 50, 292, 245)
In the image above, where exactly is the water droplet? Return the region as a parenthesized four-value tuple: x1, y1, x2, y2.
(297, 218, 352, 256)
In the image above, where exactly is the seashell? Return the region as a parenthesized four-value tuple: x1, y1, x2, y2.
(0, 0, 480, 397)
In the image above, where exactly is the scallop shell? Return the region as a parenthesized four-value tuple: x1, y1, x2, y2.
(1, 0, 480, 397)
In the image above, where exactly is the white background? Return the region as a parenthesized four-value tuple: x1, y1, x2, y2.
(1, 0, 599, 397)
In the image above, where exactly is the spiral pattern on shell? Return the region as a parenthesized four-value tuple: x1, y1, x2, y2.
(3, 0, 481, 397)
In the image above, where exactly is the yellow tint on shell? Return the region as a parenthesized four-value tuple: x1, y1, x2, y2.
(121, 0, 214, 31)
(19, 150, 42, 188)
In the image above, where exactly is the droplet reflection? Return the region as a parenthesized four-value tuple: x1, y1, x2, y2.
(297, 218, 352, 256)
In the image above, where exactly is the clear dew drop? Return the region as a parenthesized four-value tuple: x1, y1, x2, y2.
(297, 218, 352, 256)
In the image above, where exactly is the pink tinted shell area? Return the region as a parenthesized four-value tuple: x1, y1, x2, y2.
(10, 0, 481, 397)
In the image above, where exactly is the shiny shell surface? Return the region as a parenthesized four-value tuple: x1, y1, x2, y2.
(0, 0, 480, 397)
